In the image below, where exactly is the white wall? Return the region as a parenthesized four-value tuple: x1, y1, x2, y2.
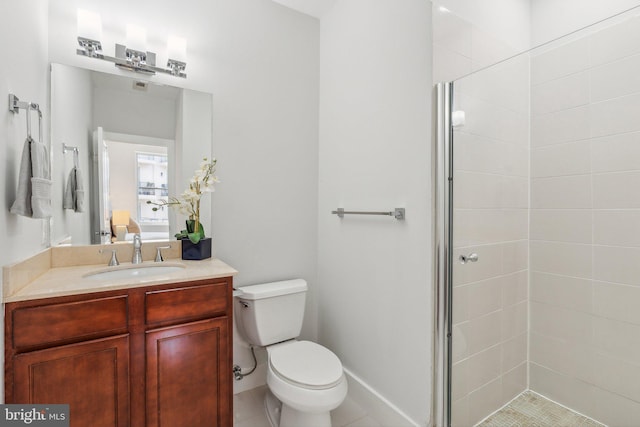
(318, 1, 432, 424)
(1, 0, 50, 266)
(51, 64, 93, 245)
(531, 0, 640, 47)
(93, 80, 178, 140)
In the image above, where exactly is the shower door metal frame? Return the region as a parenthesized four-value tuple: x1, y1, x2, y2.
(432, 81, 453, 427)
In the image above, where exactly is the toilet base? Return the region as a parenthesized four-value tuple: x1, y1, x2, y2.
(264, 388, 332, 427)
(264, 389, 282, 427)
(280, 403, 331, 427)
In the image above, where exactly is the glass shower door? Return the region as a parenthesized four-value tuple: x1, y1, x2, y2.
(448, 54, 530, 426)
(437, 6, 640, 427)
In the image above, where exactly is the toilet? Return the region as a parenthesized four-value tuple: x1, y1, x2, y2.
(235, 279, 348, 427)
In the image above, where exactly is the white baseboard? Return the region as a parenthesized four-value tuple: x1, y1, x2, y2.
(341, 367, 423, 427)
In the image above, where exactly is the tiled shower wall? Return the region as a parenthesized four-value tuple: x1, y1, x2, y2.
(529, 13, 640, 426)
(433, 5, 531, 425)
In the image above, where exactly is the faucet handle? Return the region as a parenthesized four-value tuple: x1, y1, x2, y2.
(155, 246, 171, 262)
(109, 250, 120, 266)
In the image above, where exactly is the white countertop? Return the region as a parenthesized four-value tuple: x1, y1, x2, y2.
(4, 258, 238, 303)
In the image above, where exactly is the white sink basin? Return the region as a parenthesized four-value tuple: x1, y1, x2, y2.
(84, 263, 186, 281)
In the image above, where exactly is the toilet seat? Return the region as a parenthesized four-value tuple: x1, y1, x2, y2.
(269, 341, 343, 390)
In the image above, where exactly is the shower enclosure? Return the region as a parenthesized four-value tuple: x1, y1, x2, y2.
(435, 7, 640, 427)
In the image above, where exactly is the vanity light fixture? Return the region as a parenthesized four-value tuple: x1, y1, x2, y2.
(76, 10, 187, 78)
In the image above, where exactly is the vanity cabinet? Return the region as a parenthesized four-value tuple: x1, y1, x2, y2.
(5, 277, 233, 427)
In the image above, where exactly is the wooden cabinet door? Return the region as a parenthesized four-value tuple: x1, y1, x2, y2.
(13, 335, 130, 427)
(146, 317, 231, 427)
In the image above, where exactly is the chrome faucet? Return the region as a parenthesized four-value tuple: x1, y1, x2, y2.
(132, 234, 143, 264)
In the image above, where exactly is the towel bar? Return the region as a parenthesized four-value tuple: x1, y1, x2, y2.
(331, 208, 405, 220)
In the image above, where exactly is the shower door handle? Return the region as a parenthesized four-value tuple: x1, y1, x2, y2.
(459, 253, 478, 264)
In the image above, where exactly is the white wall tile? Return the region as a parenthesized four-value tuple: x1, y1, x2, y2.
(593, 385, 640, 427)
(454, 133, 528, 178)
(530, 241, 592, 279)
(459, 94, 528, 144)
(432, 8, 472, 58)
(590, 53, 640, 102)
(501, 363, 527, 404)
(529, 332, 594, 384)
(452, 359, 469, 401)
(452, 322, 471, 363)
(532, 72, 589, 116)
(502, 333, 527, 373)
(590, 92, 640, 138)
(450, 395, 470, 427)
(502, 240, 528, 275)
(593, 171, 640, 208)
(591, 131, 640, 173)
(466, 345, 502, 393)
(530, 272, 592, 312)
(594, 210, 640, 247)
(531, 141, 591, 178)
(467, 311, 503, 355)
(467, 377, 503, 426)
(589, 15, 640, 67)
(593, 316, 640, 365)
(471, 26, 517, 71)
(501, 300, 527, 340)
(531, 105, 590, 147)
(594, 245, 640, 286)
(454, 209, 527, 247)
(453, 132, 504, 174)
(433, 43, 473, 83)
(502, 271, 528, 307)
(466, 277, 503, 319)
(531, 36, 589, 85)
(501, 177, 528, 209)
(454, 172, 502, 209)
(531, 175, 591, 209)
(592, 353, 640, 403)
(470, 54, 530, 114)
(530, 209, 592, 244)
(529, 363, 597, 420)
(452, 285, 469, 324)
(530, 302, 592, 344)
(453, 243, 503, 286)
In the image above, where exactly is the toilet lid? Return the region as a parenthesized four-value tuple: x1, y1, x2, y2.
(269, 341, 343, 389)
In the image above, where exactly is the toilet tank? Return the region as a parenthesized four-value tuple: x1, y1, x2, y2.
(235, 279, 307, 346)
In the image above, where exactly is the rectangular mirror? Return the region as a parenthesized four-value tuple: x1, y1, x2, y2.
(51, 63, 212, 246)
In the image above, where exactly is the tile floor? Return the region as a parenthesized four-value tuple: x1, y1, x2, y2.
(233, 385, 382, 427)
(477, 391, 606, 427)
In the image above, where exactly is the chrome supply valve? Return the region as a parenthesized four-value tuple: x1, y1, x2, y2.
(132, 234, 143, 264)
(154, 245, 171, 262)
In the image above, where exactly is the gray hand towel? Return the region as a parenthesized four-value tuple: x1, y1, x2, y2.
(9, 137, 33, 217)
(29, 140, 52, 218)
(63, 167, 85, 213)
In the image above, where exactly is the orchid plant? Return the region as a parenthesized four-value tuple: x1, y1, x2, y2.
(148, 157, 219, 244)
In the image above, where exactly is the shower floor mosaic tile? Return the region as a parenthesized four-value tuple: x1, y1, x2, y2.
(477, 391, 606, 427)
